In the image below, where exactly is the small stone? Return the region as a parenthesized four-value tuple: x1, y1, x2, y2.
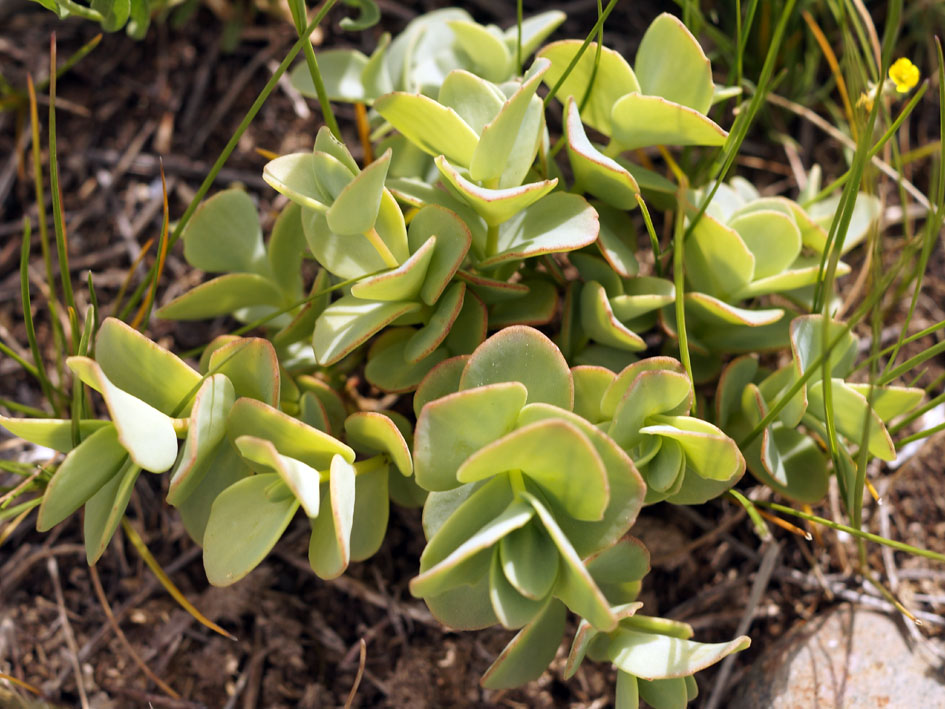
(730, 604, 945, 708)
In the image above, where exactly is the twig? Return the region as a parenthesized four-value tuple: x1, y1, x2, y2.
(0, 544, 85, 597)
(777, 568, 945, 626)
(344, 639, 367, 709)
(50, 545, 203, 692)
(705, 542, 781, 709)
(47, 556, 89, 709)
(104, 685, 207, 708)
(192, 40, 286, 153)
(88, 564, 181, 699)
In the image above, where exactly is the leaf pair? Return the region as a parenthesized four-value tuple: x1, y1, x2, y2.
(265, 127, 408, 278)
(2, 318, 202, 562)
(715, 316, 922, 502)
(565, 604, 749, 708)
(375, 58, 556, 227)
(410, 328, 646, 646)
(582, 358, 745, 504)
(539, 14, 730, 152)
(158, 189, 307, 325)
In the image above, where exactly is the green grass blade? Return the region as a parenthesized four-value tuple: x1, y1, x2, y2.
(47, 36, 78, 353)
(687, 0, 796, 240)
(20, 218, 59, 414)
(543, 0, 619, 108)
(752, 500, 945, 563)
(288, 0, 341, 140)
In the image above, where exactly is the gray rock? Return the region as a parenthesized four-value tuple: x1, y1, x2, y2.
(730, 604, 945, 708)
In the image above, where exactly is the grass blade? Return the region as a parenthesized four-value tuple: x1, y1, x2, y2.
(121, 518, 237, 641)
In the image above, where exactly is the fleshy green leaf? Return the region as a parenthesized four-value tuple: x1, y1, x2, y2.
(207, 338, 280, 406)
(448, 20, 512, 83)
(635, 13, 713, 113)
(407, 205, 473, 305)
(181, 188, 267, 275)
(571, 366, 615, 423)
(291, 49, 369, 102)
(481, 598, 566, 689)
(499, 519, 559, 600)
(326, 150, 393, 235)
(638, 677, 688, 709)
(640, 416, 745, 481)
(234, 436, 322, 518)
(156, 273, 286, 321)
(489, 546, 547, 629)
(313, 296, 422, 366)
(67, 357, 178, 473)
(37, 424, 127, 531)
(566, 97, 639, 209)
(414, 382, 528, 490)
(523, 491, 616, 631)
(227, 398, 355, 469)
(350, 236, 436, 302)
(345, 412, 413, 476)
(349, 457, 389, 560)
(488, 279, 558, 329)
(685, 213, 755, 299)
(405, 282, 466, 363)
(307, 456, 357, 579)
(478, 192, 599, 269)
(176, 442, 251, 545)
(538, 41, 640, 134)
(262, 153, 328, 211)
(95, 317, 201, 416)
(581, 281, 647, 351)
(364, 330, 449, 393)
(516, 404, 645, 557)
(436, 156, 557, 227)
(167, 374, 235, 506)
(807, 379, 895, 460)
(413, 355, 469, 417)
(374, 92, 480, 166)
(610, 94, 727, 151)
(83, 458, 139, 564)
(469, 58, 548, 182)
(203, 473, 300, 586)
(604, 628, 750, 680)
(456, 419, 609, 521)
(460, 326, 573, 410)
(411, 499, 534, 598)
(0, 417, 110, 454)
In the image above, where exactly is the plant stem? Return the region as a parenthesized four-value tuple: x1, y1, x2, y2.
(751, 500, 945, 563)
(486, 223, 500, 258)
(363, 227, 399, 269)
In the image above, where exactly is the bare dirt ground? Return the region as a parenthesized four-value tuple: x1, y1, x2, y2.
(1, 3, 944, 707)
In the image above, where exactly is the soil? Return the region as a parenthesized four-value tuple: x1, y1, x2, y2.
(1, 3, 944, 708)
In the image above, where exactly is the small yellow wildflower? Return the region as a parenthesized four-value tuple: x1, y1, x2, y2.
(889, 58, 920, 93)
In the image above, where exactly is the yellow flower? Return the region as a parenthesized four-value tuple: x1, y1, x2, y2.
(889, 58, 920, 93)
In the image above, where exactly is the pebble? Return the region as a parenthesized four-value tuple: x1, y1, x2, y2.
(730, 604, 945, 708)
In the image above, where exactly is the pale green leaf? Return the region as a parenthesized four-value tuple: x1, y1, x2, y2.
(610, 94, 727, 151)
(635, 13, 713, 113)
(37, 424, 126, 531)
(538, 41, 640, 134)
(181, 188, 267, 275)
(203, 473, 300, 586)
(460, 326, 573, 410)
(67, 357, 178, 473)
(414, 382, 528, 490)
